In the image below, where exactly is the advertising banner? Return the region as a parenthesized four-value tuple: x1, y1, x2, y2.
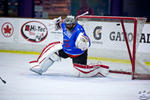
(0, 17, 149, 56)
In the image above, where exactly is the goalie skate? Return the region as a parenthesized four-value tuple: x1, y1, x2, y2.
(30, 59, 55, 75)
(29, 62, 42, 74)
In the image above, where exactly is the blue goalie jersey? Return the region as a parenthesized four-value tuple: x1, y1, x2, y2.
(61, 22, 90, 55)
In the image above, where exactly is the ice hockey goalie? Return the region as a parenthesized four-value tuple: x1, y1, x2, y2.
(29, 15, 109, 77)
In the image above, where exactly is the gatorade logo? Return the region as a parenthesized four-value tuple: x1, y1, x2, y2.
(93, 26, 102, 40)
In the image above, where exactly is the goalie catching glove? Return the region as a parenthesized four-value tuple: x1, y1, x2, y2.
(75, 32, 90, 51)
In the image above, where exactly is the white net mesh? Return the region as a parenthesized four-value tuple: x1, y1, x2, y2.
(78, 16, 149, 79)
(134, 19, 150, 79)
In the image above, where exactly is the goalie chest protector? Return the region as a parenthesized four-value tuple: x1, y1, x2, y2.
(61, 22, 90, 55)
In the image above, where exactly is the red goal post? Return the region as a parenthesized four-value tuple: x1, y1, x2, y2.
(78, 15, 149, 79)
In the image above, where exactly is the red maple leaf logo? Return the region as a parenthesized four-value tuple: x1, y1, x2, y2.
(4, 25, 11, 34)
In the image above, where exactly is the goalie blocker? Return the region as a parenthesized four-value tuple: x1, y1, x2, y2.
(29, 41, 109, 77)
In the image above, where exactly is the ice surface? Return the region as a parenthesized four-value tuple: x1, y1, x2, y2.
(0, 53, 150, 100)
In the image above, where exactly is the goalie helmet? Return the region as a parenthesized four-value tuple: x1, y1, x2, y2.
(65, 15, 77, 30)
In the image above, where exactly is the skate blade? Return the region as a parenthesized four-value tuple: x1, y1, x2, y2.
(30, 68, 42, 75)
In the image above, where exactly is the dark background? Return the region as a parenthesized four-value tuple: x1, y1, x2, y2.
(0, 0, 150, 22)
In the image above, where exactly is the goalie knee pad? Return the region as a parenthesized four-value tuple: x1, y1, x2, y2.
(73, 63, 109, 77)
(29, 42, 62, 74)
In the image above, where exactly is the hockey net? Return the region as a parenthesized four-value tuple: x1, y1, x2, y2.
(78, 16, 150, 79)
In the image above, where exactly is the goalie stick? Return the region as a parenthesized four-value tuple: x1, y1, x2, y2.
(76, 11, 89, 19)
(0, 77, 6, 84)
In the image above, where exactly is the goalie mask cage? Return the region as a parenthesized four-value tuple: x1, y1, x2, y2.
(78, 16, 150, 80)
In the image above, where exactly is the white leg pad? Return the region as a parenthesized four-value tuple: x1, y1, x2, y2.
(30, 58, 54, 74)
(29, 42, 62, 74)
(73, 64, 109, 77)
